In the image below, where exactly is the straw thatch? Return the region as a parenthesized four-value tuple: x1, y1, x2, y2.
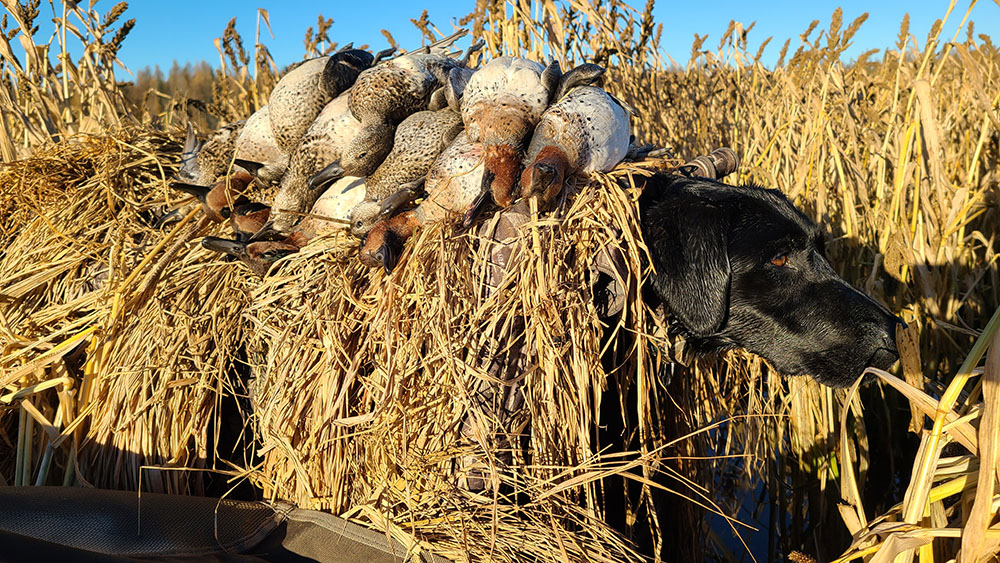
(0, 119, 717, 560)
(241, 162, 698, 561)
(0, 127, 261, 494)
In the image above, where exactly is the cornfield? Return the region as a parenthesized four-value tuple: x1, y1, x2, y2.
(0, 0, 998, 561)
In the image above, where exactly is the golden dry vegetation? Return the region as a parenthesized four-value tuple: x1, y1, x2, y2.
(0, 0, 999, 561)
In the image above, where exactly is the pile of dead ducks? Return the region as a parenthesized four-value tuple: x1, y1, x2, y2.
(169, 30, 642, 276)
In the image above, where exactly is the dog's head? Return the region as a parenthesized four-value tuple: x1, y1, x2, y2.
(639, 174, 902, 387)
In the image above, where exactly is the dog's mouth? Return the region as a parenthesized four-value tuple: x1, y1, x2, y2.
(865, 346, 900, 373)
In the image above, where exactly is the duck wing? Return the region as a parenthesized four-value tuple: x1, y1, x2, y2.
(234, 105, 289, 186)
(269, 57, 332, 152)
(177, 123, 203, 183)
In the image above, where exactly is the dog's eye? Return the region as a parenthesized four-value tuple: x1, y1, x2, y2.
(770, 254, 788, 267)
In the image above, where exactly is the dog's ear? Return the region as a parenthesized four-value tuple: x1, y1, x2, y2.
(643, 194, 731, 336)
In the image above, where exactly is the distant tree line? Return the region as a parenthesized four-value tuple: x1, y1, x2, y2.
(120, 61, 226, 130)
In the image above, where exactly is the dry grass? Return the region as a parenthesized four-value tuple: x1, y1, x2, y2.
(242, 165, 672, 561)
(0, 1, 999, 562)
(0, 0, 136, 158)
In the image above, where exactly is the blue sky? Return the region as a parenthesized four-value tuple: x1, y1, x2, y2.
(23, 1, 1000, 76)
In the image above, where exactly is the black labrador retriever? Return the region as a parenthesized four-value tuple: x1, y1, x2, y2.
(638, 172, 901, 387)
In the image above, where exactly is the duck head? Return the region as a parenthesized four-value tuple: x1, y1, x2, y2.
(341, 122, 395, 177)
(348, 200, 381, 238)
(483, 142, 524, 208)
(170, 170, 254, 222)
(357, 210, 417, 273)
(201, 236, 300, 277)
(474, 103, 536, 208)
(322, 49, 374, 97)
(359, 222, 405, 274)
(519, 146, 571, 206)
(268, 174, 316, 235)
(459, 138, 522, 227)
(230, 202, 271, 242)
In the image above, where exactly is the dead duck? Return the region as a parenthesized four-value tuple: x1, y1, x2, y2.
(358, 131, 484, 272)
(183, 120, 246, 186)
(232, 104, 289, 187)
(333, 36, 470, 179)
(205, 176, 365, 275)
(518, 81, 631, 208)
(268, 48, 376, 154)
(345, 106, 464, 238)
(170, 170, 255, 222)
(158, 120, 254, 230)
(458, 56, 564, 219)
(266, 90, 364, 233)
(201, 237, 299, 277)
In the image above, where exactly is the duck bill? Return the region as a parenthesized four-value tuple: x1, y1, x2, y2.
(461, 181, 494, 230)
(178, 124, 203, 182)
(373, 46, 396, 64)
(308, 161, 345, 191)
(378, 181, 425, 219)
(529, 162, 559, 201)
(201, 236, 248, 259)
(152, 209, 183, 230)
(234, 158, 265, 176)
(540, 59, 562, 99)
(247, 221, 284, 243)
(521, 147, 569, 205)
(376, 230, 406, 274)
(170, 182, 210, 203)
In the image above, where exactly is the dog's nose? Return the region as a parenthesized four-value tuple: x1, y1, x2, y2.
(862, 315, 903, 373)
(877, 315, 903, 360)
